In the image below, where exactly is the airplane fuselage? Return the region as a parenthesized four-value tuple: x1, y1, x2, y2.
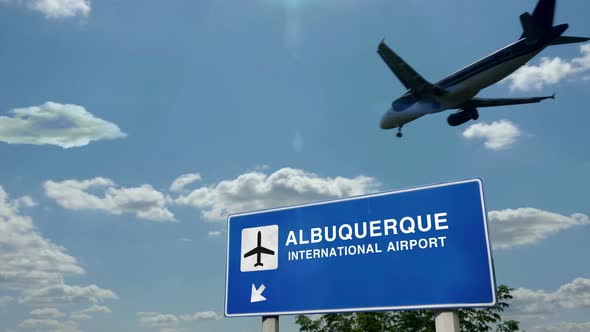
(379, 33, 559, 130)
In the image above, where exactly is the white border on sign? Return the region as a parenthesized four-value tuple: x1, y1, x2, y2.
(224, 178, 496, 317)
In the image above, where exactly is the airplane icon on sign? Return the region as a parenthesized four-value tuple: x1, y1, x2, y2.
(243, 231, 275, 267)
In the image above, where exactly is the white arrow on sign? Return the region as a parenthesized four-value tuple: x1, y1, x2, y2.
(250, 284, 267, 303)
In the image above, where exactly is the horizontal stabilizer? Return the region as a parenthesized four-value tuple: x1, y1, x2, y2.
(550, 36, 590, 45)
(462, 95, 554, 108)
(377, 41, 440, 95)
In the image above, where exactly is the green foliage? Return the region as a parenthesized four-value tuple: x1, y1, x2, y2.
(295, 285, 520, 332)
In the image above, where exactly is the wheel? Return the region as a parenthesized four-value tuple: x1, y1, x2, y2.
(396, 132, 402, 138)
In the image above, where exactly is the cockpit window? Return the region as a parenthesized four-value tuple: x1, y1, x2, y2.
(392, 94, 416, 112)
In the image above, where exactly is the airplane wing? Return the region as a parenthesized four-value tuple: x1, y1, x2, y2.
(377, 41, 442, 95)
(243, 248, 258, 258)
(259, 247, 274, 255)
(463, 95, 554, 108)
(243, 247, 275, 258)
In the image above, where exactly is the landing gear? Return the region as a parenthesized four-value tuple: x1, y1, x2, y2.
(396, 126, 403, 138)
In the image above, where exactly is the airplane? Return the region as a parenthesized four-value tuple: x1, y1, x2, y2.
(378, 0, 589, 137)
(243, 231, 275, 267)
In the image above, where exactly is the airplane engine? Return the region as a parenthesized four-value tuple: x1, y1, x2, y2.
(447, 107, 479, 126)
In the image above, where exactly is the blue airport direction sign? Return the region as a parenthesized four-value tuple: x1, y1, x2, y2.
(225, 179, 496, 317)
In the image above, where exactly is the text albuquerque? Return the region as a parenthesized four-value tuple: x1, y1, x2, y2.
(285, 212, 449, 246)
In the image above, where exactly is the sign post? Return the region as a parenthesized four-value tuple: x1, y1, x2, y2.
(435, 310, 460, 332)
(225, 178, 496, 328)
(262, 316, 278, 332)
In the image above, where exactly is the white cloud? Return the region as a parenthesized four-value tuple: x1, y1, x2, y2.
(507, 43, 590, 91)
(0, 0, 90, 18)
(169, 173, 201, 192)
(79, 304, 111, 314)
(49, 169, 370, 224)
(19, 318, 80, 332)
(180, 310, 222, 321)
(16, 196, 37, 208)
(0, 102, 125, 148)
(107, 186, 174, 221)
(69, 313, 91, 320)
(44, 178, 175, 222)
(1, 185, 117, 310)
(462, 120, 521, 150)
(208, 231, 223, 238)
(138, 311, 222, 331)
(509, 278, 590, 319)
(30, 308, 66, 318)
(530, 321, 590, 332)
(489, 208, 589, 250)
(70, 305, 111, 320)
(138, 312, 180, 327)
(0, 185, 84, 291)
(174, 167, 380, 221)
(19, 284, 118, 305)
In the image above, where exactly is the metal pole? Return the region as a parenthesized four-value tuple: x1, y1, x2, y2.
(434, 310, 460, 332)
(262, 315, 279, 332)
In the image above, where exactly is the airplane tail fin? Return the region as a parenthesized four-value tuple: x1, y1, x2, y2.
(519, 13, 544, 40)
(531, 0, 554, 28)
(519, 0, 555, 40)
(518, 0, 588, 45)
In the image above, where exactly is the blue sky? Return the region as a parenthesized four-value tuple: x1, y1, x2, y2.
(0, 0, 589, 331)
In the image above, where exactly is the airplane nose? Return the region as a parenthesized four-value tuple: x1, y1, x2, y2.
(379, 107, 395, 129)
(379, 116, 388, 129)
